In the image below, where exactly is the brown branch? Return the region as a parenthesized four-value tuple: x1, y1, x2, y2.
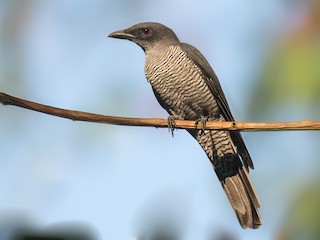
(1, 92, 319, 131)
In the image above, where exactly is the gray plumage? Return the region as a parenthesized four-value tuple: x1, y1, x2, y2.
(109, 22, 262, 228)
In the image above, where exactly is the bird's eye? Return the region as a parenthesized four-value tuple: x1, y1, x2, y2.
(140, 28, 151, 35)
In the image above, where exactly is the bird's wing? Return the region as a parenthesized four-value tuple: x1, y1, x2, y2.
(180, 43, 254, 170)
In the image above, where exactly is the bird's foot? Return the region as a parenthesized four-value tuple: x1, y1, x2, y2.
(194, 116, 208, 134)
(167, 115, 177, 137)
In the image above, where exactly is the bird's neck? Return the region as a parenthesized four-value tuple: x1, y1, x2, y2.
(144, 42, 178, 55)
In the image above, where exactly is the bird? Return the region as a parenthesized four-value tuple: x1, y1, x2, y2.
(109, 22, 262, 229)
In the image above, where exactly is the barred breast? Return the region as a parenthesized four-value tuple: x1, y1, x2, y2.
(145, 45, 219, 120)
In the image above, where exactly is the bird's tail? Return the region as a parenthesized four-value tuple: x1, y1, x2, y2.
(221, 166, 262, 229)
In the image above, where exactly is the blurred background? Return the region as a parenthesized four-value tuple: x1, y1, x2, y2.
(0, 0, 319, 239)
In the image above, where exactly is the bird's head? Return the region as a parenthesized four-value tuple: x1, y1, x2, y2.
(108, 22, 180, 51)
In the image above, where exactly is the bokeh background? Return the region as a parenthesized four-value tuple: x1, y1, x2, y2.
(1, 0, 320, 239)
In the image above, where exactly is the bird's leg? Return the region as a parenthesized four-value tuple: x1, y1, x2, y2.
(194, 116, 208, 134)
(167, 115, 177, 137)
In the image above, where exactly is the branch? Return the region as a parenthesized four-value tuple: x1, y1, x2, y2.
(1, 92, 319, 131)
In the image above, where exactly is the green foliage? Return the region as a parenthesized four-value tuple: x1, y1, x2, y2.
(276, 183, 320, 240)
(248, 22, 320, 119)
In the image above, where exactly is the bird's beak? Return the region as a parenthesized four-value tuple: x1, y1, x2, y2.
(108, 29, 135, 40)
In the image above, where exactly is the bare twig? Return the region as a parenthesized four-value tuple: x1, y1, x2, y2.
(1, 92, 319, 131)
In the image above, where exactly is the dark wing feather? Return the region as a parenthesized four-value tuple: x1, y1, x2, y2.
(180, 43, 254, 170)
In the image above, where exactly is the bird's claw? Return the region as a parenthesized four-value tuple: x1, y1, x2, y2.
(194, 116, 208, 134)
(167, 115, 176, 137)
